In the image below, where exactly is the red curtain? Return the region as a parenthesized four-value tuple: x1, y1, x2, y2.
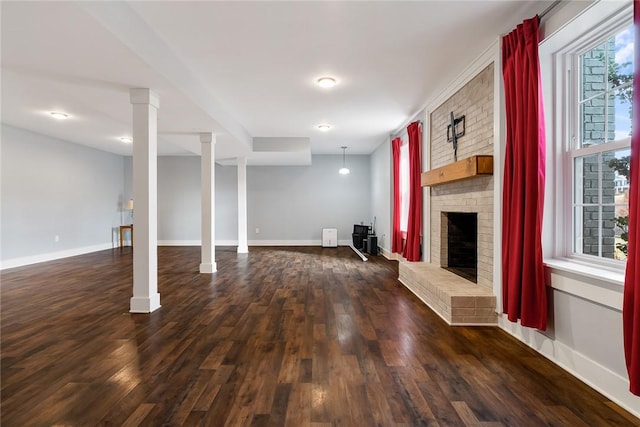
(501, 16, 547, 330)
(403, 121, 422, 261)
(392, 137, 404, 254)
(623, 0, 640, 397)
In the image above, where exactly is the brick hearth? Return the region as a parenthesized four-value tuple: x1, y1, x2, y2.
(398, 261, 497, 325)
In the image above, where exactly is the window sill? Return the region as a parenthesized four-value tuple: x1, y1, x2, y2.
(543, 258, 624, 311)
(544, 258, 625, 285)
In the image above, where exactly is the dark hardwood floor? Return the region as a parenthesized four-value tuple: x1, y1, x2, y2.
(1, 246, 638, 426)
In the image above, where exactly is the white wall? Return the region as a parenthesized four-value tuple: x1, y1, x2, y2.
(2, 142, 372, 264)
(157, 156, 201, 243)
(370, 139, 391, 255)
(216, 165, 239, 242)
(124, 156, 239, 244)
(1, 124, 125, 268)
(155, 157, 238, 243)
(124, 156, 133, 219)
(148, 154, 371, 246)
(247, 155, 371, 245)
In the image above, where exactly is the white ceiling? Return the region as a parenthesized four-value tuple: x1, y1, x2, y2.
(1, 1, 554, 165)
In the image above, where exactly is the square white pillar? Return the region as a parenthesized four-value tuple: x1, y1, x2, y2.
(129, 88, 161, 313)
(200, 133, 217, 273)
(237, 156, 249, 254)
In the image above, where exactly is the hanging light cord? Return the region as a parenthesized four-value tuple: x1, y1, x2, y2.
(339, 146, 350, 175)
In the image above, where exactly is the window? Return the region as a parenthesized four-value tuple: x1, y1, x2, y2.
(541, 0, 632, 302)
(399, 138, 409, 232)
(568, 21, 633, 266)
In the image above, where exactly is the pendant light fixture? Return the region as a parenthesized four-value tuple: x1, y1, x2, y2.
(339, 146, 350, 175)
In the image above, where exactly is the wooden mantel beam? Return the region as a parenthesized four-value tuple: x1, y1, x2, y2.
(421, 155, 493, 187)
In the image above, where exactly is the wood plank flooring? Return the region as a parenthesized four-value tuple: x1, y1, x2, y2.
(1, 246, 638, 426)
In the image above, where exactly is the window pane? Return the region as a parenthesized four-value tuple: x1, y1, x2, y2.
(614, 212, 629, 261)
(580, 94, 606, 147)
(602, 204, 616, 259)
(609, 26, 634, 88)
(609, 148, 630, 261)
(399, 141, 409, 232)
(581, 42, 607, 101)
(579, 25, 634, 146)
(613, 86, 633, 140)
(602, 151, 616, 204)
(576, 206, 600, 257)
(608, 148, 631, 189)
(574, 155, 600, 204)
(602, 148, 629, 203)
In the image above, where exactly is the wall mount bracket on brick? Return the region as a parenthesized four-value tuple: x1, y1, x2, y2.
(447, 112, 465, 162)
(421, 155, 493, 187)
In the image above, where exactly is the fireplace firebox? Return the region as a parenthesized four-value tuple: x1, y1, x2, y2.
(442, 212, 477, 283)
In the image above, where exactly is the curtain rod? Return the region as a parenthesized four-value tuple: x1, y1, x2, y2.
(391, 120, 422, 139)
(539, 0, 562, 20)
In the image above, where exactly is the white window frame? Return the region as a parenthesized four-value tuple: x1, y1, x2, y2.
(541, 0, 632, 290)
(567, 17, 632, 270)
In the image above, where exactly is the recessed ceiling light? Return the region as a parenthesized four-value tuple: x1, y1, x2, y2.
(49, 112, 69, 120)
(317, 77, 336, 88)
(119, 137, 133, 143)
(317, 124, 332, 131)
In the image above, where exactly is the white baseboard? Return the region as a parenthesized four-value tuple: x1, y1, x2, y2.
(498, 316, 640, 419)
(0, 243, 113, 270)
(1, 240, 379, 270)
(380, 247, 396, 260)
(248, 239, 316, 246)
(158, 240, 241, 246)
(158, 240, 202, 246)
(247, 239, 353, 246)
(157, 240, 359, 247)
(158, 240, 354, 247)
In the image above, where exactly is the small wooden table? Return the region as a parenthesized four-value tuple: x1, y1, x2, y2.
(119, 224, 133, 248)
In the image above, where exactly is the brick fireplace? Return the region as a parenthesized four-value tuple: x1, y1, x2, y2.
(398, 63, 497, 326)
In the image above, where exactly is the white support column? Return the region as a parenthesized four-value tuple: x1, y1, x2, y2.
(200, 133, 217, 273)
(129, 88, 161, 313)
(237, 156, 249, 253)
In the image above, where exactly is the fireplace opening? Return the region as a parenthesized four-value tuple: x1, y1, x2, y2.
(443, 212, 477, 283)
